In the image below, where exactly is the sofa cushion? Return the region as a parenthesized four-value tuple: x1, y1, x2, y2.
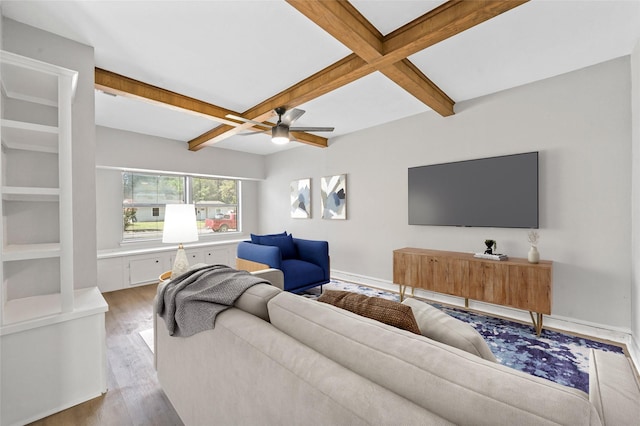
(402, 297, 496, 362)
(318, 290, 420, 335)
(233, 283, 281, 322)
(250, 231, 287, 245)
(268, 292, 599, 426)
(589, 348, 640, 426)
(280, 259, 324, 290)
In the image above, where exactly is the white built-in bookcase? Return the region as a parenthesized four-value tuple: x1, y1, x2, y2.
(0, 50, 76, 326)
(1, 50, 108, 426)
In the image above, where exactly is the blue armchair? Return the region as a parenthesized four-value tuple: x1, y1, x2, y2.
(236, 235, 329, 293)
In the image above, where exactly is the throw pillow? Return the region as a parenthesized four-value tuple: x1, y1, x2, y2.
(318, 290, 421, 335)
(402, 297, 497, 362)
(250, 231, 287, 245)
(258, 234, 297, 259)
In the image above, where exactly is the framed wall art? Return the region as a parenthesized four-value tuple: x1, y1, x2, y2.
(290, 178, 311, 218)
(321, 174, 347, 220)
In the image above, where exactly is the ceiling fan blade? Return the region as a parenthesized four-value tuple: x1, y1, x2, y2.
(238, 130, 269, 136)
(289, 126, 334, 132)
(281, 108, 305, 126)
(225, 113, 273, 128)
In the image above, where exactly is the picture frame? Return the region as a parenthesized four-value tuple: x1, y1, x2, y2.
(321, 174, 347, 220)
(290, 178, 311, 218)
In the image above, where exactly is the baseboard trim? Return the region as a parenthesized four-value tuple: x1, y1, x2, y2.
(331, 269, 636, 359)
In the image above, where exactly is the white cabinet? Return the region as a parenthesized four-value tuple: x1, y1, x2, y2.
(204, 247, 231, 266)
(97, 241, 241, 292)
(169, 249, 204, 269)
(129, 254, 169, 286)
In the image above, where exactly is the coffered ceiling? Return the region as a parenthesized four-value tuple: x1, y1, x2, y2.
(2, 1, 640, 155)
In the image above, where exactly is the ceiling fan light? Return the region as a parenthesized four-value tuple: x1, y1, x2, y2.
(272, 125, 290, 145)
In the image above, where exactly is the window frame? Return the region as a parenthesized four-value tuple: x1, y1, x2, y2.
(121, 170, 241, 243)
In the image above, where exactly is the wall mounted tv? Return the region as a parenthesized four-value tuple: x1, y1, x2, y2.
(408, 152, 539, 228)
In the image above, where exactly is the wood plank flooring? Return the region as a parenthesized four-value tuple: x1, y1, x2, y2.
(28, 284, 183, 426)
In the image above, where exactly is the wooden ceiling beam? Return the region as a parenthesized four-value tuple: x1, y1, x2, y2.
(286, 0, 454, 116)
(380, 59, 455, 116)
(95, 68, 240, 127)
(286, 0, 384, 63)
(95, 68, 330, 150)
(382, 0, 529, 64)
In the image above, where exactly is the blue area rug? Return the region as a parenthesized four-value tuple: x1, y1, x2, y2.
(304, 280, 625, 393)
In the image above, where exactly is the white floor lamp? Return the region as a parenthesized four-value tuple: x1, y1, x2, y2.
(163, 204, 199, 279)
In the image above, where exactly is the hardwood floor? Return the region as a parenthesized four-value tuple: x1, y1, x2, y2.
(29, 284, 183, 426)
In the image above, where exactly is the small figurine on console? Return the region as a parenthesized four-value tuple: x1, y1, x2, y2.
(484, 239, 496, 254)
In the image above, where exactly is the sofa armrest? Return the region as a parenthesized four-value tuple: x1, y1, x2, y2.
(293, 238, 329, 280)
(251, 268, 284, 290)
(237, 241, 282, 269)
(589, 349, 640, 425)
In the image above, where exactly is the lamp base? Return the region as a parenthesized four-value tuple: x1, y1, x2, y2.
(170, 244, 190, 279)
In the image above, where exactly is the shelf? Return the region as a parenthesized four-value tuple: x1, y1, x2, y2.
(2, 243, 61, 261)
(2, 186, 60, 202)
(1, 120, 59, 153)
(0, 287, 108, 336)
(1, 50, 78, 105)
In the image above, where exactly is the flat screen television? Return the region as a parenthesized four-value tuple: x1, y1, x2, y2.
(408, 152, 538, 228)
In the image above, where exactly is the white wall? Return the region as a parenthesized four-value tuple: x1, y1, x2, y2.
(262, 57, 632, 330)
(631, 40, 640, 362)
(95, 126, 265, 250)
(3, 18, 97, 289)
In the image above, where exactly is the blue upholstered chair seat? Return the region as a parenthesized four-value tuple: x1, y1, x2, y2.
(281, 259, 325, 292)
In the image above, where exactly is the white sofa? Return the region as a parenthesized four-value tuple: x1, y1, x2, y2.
(154, 270, 640, 425)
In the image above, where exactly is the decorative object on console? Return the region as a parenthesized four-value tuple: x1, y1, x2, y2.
(476, 239, 508, 260)
(484, 239, 496, 254)
(290, 178, 311, 219)
(527, 230, 540, 264)
(321, 174, 347, 219)
(162, 204, 198, 279)
(474, 252, 508, 261)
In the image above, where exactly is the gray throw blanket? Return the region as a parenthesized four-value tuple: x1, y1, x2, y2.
(156, 264, 269, 337)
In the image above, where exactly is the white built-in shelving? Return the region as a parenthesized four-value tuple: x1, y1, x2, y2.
(0, 50, 78, 327)
(1, 50, 108, 426)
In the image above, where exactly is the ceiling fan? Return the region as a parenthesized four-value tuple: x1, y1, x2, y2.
(227, 107, 334, 145)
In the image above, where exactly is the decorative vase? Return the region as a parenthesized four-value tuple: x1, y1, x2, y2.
(528, 246, 540, 264)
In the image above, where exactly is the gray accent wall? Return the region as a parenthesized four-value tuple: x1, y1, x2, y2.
(262, 57, 633, 331)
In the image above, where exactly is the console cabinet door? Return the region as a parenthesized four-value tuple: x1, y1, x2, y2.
(393, 251, 421, 288)
(469, 261, 508, 305)
(508, 265, 552, 314)
(419, 255, 438, 291)
(432, 257, 469, 296)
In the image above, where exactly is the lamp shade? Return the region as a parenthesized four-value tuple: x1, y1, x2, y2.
(162, 204, 198, 244)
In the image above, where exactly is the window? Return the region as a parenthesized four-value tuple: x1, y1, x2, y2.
(122, 171, 240, 242)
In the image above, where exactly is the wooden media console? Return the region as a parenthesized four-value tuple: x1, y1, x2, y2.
(393, 248, 552, 335)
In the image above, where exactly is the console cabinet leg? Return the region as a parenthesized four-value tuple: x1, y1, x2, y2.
(529, 312, 544, 336)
